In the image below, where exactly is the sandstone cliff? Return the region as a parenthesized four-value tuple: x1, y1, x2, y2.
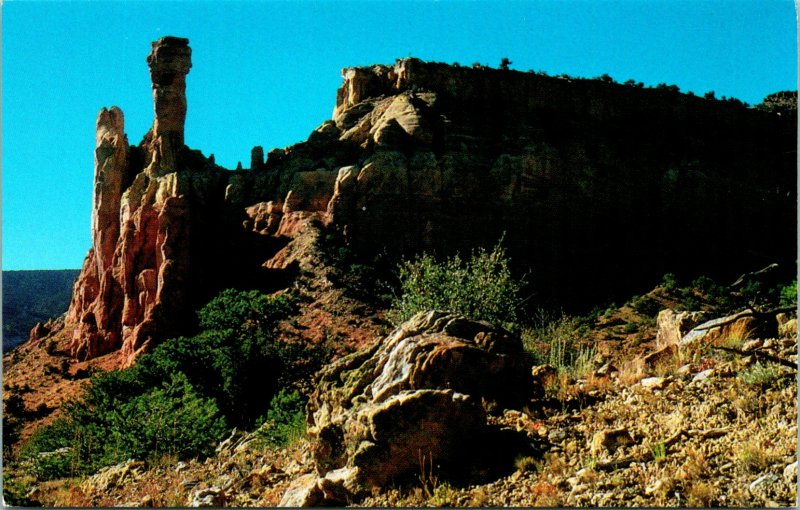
(64, 38, 796, 363)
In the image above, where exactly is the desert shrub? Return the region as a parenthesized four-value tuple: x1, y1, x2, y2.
(138, 291, 303, 427)
(738, 362, 785, 389)
(660, 273, 679, 292)
(3, 390, 26, 457)
(19, 418, 77, 480)
(390, 242, 523, 328)
(318, 235, 393, 304)
(197, 288, 294, 331)
(522, 313, 595, 377)
(256, 389, 306, 448)
(779, 280, 797, 307)
(628, 295, 661, 318)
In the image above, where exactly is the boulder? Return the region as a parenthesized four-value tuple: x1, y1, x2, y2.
(680, 312, 758, 348)
(642, 343, 678, 372)
(589, 428, 636, 457)
(285, 310, 532, 504)
(278, 474, 324, 507)
(656, 310, 708, 347)
(188, 487, 225, 508)
(776, 313, 797, 338)
(80, 459, 144, 494)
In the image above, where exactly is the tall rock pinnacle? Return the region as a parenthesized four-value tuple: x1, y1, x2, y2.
(146, 36, 191, 172)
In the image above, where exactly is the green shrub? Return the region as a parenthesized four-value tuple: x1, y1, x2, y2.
(20, 418, 78, 480)
(779, 281, 797, 308)
(22, 372, 226, 480)
(257, 389, 306, 448)
(622, 321, 638, 334)
(661, 273, 679, 292)
(137, 291, 299, 427)
(738, 362, 785, 389)
(628, 295, 661, 318)
(197, 289, 294, 331)
(390, 242, 524, 328)
(3, 391, 26, 457)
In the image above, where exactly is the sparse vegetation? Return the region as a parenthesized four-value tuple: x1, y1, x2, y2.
(390, 241, 524, 329)
(522, 313, 596, 378)
(514, 455, 540, 473)
(649, 440, 667, 463)
(738, 361, 784, 389)
(755, 90, 797, 114)
(735, 441, 771, 474)
(779, 280, 797, 307)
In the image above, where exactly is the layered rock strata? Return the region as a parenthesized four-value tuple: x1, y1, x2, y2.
(64, 39, 796, 363)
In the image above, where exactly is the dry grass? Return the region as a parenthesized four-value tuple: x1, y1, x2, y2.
(735, 441, 771, 474)
(685, 481, 718, 507)
(651, 350, 683, 378)
(529, 478, 564, 507)
(719, 319, 753, 349)
(618, 358, 647, 386)
(583, 374, 613, 394)
(468, 487, 490, 506)
(677, 446, 710, 481)
(514, 455, 540, 473)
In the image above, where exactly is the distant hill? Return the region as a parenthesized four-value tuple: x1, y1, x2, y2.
(2, 270, 80, 350)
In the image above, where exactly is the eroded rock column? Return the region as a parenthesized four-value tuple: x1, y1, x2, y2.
(146, 36, 191, 173)
(66, 107, 130, 360)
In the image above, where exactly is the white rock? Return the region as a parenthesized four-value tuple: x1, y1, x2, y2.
(188, 487, 225, 508)
(640, 377, 668, 390)
(742, 339, 763, 352)
(691, 368, 714, 383)
(645, 479, 663, 494)
(783, 461, 797, 482)
(278, 474, 323, 507)
(749, 473, 779, 493)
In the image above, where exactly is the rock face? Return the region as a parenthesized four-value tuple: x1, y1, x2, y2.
(322, 60, 797, 306)
(63, 40, 796, 363)
(283, 311, 530, 504)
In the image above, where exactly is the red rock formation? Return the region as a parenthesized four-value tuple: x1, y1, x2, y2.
(66, 37, 208, 364)
(62, 44, 796, 363)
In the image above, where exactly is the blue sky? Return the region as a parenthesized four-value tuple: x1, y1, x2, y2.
(2, 0, 797, 270)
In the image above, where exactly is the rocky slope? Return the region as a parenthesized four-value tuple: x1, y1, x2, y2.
(20, 288, 797, 508)
(55, 36, 795, 368)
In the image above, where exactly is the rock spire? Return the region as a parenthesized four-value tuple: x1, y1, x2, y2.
(146, 36, 192, 173)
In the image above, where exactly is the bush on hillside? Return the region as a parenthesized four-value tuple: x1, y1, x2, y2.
(256, 388, 306, 448)
(21, 372, 225, 479)
(18, 288, 324, 480)
(389, 242, 524, 328)
(779, 280, 797, 308)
